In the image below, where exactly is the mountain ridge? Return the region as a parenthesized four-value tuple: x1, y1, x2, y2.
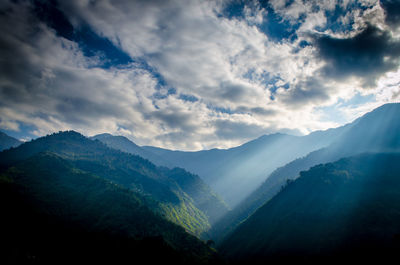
(0, 130, 212, 236)
(140, 127, 348, 207)
(0, 131, 22, 151)
(91, 133, 229, 225)
(213, 103, 400, 244)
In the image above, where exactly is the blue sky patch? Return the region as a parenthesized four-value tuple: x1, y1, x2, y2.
(33, 0, 132, 68)
(179, 94, 199, 103)
(317, 92, 375, 124)
(0, 122, 39, 141)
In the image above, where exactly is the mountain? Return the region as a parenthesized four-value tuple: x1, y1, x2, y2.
(0, 152, 219, 264)
(0, 131, 22, 151)
(160, 167, 229, 225)
(213, 103, 400, 243)
(92, 133, 229, 224)
(0, 131, 211, 236)
(213, 103, 400, 242)
(220, 152, 400, 264)
(91, 133, 173, 167)
(142, 127, 348, 207)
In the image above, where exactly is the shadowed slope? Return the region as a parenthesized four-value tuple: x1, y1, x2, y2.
(0, 152, 219, 264)
(220, 153, 400, 264)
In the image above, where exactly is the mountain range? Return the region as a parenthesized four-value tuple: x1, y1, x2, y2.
(90, 133, 229, 225)
(93, 124, 349, 208)
(140, 128, 349, 207)
(1, 103, 400, 264)
(0, 131, 231, 236)
(211, 104, 400, 242)
(0, 131, 223, 264)
(212, 103, 400, 243)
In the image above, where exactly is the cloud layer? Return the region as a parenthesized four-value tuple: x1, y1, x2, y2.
(0, 0, 399, 150)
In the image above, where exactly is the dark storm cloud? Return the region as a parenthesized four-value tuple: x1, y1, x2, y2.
(380, 0, 400, 29)
(0, 2, 47, 106)
(314, 24, 400, 86)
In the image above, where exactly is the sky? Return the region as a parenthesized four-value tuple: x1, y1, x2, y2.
(0, 0, 399, 150)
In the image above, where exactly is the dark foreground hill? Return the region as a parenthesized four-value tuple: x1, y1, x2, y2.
(0, 152, 220, 264)
(0, 131, 212, 236)
(220, 152, 400, 264)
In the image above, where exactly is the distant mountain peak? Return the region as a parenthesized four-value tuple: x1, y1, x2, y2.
(42, 130, 89, 141)
(91, 133, 139, 146)
(376, 102, 400, 109)
(50, 130, 84, 137)
(0, 131, 22, 151)
(256, 132, 291, 140)
(91, 133, 114, 140)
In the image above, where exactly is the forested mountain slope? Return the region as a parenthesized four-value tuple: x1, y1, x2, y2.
(0, 131, 211, 236)
(93, 133, 229, 224)
(0, 152, 219, 264)
(220, 152, 400, 264)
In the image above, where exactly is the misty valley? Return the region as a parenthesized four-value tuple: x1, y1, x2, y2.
(1, 103, 400, 264)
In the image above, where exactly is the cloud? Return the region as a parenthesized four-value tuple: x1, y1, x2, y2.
(235, 106, 277, 117)
(0, 1, 155, 137)
(380, 0, 400, 29)
(314, 24, 400, 86)
(279, 76, 332, 107)
(1, 0, 400, 150)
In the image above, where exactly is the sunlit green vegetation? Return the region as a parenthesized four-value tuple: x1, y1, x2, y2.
(0, 151, 219, 264)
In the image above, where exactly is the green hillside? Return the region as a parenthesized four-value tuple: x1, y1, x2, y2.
(0, 152, 218, 264)
(0, 131, 210, 236)
(161, 167, 229, 225)
(93, 133, 229, 225)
